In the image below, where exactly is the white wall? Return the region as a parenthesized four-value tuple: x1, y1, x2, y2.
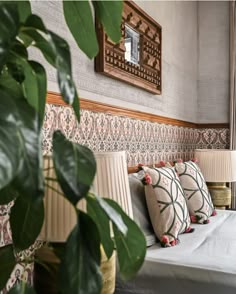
(198, 1, 230, 123)
(31, 0, 198, 123)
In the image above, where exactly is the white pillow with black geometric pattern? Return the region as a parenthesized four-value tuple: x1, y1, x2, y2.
(143, 166, 193, 248)
(175, 161, 215, 224)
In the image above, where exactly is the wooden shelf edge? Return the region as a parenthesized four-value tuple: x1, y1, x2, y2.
(46, 91, 229, 129)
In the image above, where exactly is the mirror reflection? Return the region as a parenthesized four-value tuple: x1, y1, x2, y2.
(125, 25, 140, 65)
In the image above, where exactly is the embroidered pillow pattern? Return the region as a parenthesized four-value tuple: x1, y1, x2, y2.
(175, 161, 215, 224)
(143, 166, 192, 247)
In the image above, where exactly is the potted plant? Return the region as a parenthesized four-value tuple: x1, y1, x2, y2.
(0, 1, 146, 293)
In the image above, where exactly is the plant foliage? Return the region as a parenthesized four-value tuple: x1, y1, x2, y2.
(0, 1, 146, 293)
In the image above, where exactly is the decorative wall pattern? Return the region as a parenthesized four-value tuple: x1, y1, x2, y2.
(196, 128, 229, 149)
(42, 104, 229, 166)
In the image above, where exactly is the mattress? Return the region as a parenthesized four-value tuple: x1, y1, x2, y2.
(116, 210, 236, 294)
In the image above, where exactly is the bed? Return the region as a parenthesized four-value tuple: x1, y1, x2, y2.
(116, 167, 236, 294)
(116, 209, 236, 294)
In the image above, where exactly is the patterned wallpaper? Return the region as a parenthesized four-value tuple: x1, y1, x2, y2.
(0, 103, 229, 292)
(42, 104, 229, 165)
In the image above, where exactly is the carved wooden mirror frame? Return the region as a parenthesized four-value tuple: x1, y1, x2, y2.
(95, 1, 162, 94)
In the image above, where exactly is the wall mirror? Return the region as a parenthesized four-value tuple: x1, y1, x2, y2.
(125, 24, 140, 65)
(95, 1, 162, 94)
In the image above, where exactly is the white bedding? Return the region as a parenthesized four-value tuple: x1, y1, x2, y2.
(116, 210, 236, 294)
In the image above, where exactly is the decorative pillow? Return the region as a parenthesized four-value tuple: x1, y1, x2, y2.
(143, 166, 193, 247)
(128, 172, 156, 247)
(175, 161, 215, 224)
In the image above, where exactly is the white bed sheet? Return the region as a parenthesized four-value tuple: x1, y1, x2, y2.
(116, 210, 236, 294)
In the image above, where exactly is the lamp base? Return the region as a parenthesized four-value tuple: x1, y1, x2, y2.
(207, 182, 231, 209)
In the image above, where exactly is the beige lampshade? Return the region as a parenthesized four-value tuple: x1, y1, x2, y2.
(92, 151, 133, 219)
(194, 149, 236, 182)
(40, 156, 78, 242)
(40, 151, 132, 242)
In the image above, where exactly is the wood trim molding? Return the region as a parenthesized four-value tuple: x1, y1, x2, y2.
(128, 162, 174, 174)
(46, 91, 229, 129)
(197, 123, 229, 129)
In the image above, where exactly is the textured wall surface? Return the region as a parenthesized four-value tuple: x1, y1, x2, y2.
(30, 0, 198, 123)
(198, 1, 230, 123)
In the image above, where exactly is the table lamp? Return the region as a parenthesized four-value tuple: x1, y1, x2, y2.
(40, 150, 133, 241)
(195, 149, 236, 209)
(39, 151, 133, 294)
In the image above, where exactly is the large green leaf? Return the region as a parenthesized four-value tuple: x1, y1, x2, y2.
(72, 94, 80, 125)
(8, 282, 36, 294)
(11, 40, 28, 59)
(0, 2, 19, 71)
(0, 185, 18, 205)
(86, 195, 114, 259)
(7, 61, 25, 84)
(63, 1, 98, 59)
(12, 98, 43, 200)
(0, 245, 16, 291)
(20, 17, 80, 121)
(0, 89, 43, 200)
(0, 69, 24, 99)
(24, 14, 46, 32)
(10, 196, 44, 251)
(20, 60, 47, 127)
(105, 199, 146, 280)
(93, 1, 123, 43)
(19, 29, 54, 60)
(0, 119, 22, 192)
(50, 32, 78, 107)
(88, 194, 127, 235)
(53, 131, 96, 205)
(59, 211, 102, 294)
(14, 1, 31, 23)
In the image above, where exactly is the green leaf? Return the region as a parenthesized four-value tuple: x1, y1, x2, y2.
(0, 89, 43, 200)
(21, 60, 47, 127)
(24, 14, 46, 32)
(0, 185, 18, 205)
(0, 245, 16, 291)
(86, 195, 114, 259)
(90, 195, 127, 236)
(0, 119, 22, 191)
(105, 199, 146, 280)
(12, 98, 44, 200)
(10, 196, 44, 251)
(20, 22, 80, 121)
(11, 40, 28, 59)
(0, 2, 19, 71)
(72, 94, 80, 125)
(63, 1, 98, 59)
(7, 61, 25, 84)
(59, 211, 102, 294)
(19, 29, 55, 63)
(0, 68, 24, 99)
(8, 282, 36, 294)
(14, 1, 31, 23)
(93, 1, 123, 43)
(53, 131, 96, 205)
(50, 32, 78, 107)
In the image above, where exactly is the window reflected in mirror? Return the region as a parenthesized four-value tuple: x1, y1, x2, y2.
(125, 25, 140, 65)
